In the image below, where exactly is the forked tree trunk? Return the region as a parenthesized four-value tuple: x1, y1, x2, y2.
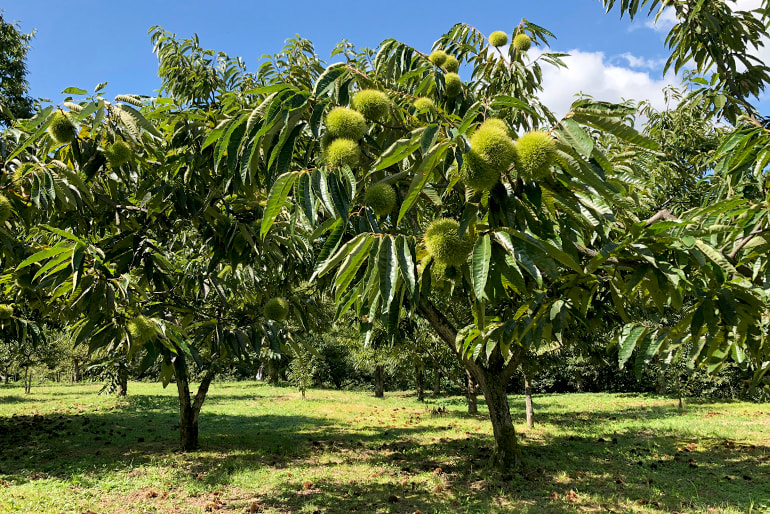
(466, 370, 478, 414)
(374, 365, 385, 398)
(415, 364, 424, 401)
(171, 353, 215, 452)
(116, 362, 128, 396)
(418, 298, 521, 469)
(523, 371, 534, 428)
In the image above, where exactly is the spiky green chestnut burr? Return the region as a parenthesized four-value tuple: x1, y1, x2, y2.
(460, 119, 517, 190)
(48, 112, 76, 144)
(365, 183, 396, 216)
(413, 97, 435, 112)
(128, 315, 157, 345)
(0, 194, 11, 224)
(444, 55, 460, 73)
(428, 50, 448, 66)
(325, 138, 361, 168)
(352, 89, 391, 121)
(470, 120, 517, 172)
(489, 31, 508, 47)
(0, 304, 13, 320)
(424, 218, 475, 267)
(325, 107, 367, 141)
(444, 73, 462, 97)
(106, 140, 132, 167)
(513, 34, 532, 52)
(515, 131, 556, 181)
(461, 152, 500, 192)
(264, 297, 290, 321)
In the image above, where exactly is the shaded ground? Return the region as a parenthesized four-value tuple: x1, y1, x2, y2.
(0, 382, 768, 513)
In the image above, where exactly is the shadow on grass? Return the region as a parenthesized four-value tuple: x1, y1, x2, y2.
(0, 391, 768, 513)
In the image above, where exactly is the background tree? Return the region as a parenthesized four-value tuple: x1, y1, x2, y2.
(0, 12, 34, 126)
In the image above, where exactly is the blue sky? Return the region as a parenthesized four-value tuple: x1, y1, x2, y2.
(4, 0, 768, 118)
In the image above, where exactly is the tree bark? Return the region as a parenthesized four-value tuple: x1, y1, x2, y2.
(116, 362, 128, 396)
(466, 370, 478, 414)
(417, 297, 521, 469)
(266, 359, 279, 385)
(24, 365, 30, 394)
(574, 370, 584, 392)
(523, 370, 534, 428)
(73, 358, 81, 383)
(415, 364, 424, 402)
(433, 371, 441, 395)
(171, 353, 215, 452)
(473, 362, 519, 468)
(374, 364, 384, 398)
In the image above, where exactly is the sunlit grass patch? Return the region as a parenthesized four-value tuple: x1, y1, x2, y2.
(0, 382, 767, 513)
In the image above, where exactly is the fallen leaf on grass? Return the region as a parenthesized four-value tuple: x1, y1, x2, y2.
(549, 492, 559, 500)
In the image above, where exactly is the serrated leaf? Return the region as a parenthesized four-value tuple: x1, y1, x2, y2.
(618, 324, 647, 369)
(377, 237, 399, 312)
(471, 235, 491, 300)
(261, 171, 301, 238)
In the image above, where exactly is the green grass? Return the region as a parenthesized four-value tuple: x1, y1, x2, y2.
(0, 382, 768, 513)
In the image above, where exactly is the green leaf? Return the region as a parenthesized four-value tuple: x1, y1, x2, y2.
(556, 118, 594, 157)
(16, 245, 72, 270)
(693, 239, 738, 276)
(313, 63, 349, 98)
(315, 232, 369, 279)
(371, 132, 422, 173)
(395, 236, 417, 298)
(421, 124, 440, 155)
(377, 236, 399, 313)
(333, 237, 376, 300)
(571, 112, 659, 150)
(261, 171, 302, 238)
(62, 87, 88, 95)
(471, 235, 491, 300)
(396, 141, 448, 226)
(618, 324, 647, 369)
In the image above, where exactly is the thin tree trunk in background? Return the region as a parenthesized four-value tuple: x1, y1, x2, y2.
(656, 367, 667, 395)
(415, 364, 424, 402)
(73, 359, 81, 383)
(433, 371, 440, 395)
(524, 371, 535, 428)
(374, 365, 385, 398)
(466, 370, 478, 414)
(266, 359, 279, 385)
(116, 362, 128, 396)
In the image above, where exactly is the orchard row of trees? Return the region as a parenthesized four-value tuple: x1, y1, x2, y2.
(1, 0, 769, 468)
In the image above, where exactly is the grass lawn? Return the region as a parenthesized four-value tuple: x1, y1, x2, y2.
(0, 381, 768, 513)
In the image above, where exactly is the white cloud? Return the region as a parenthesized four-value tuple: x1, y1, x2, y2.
(645, 7, 678, 32)
(618, 53, 667, 70)
(535, 50, 678, 120)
